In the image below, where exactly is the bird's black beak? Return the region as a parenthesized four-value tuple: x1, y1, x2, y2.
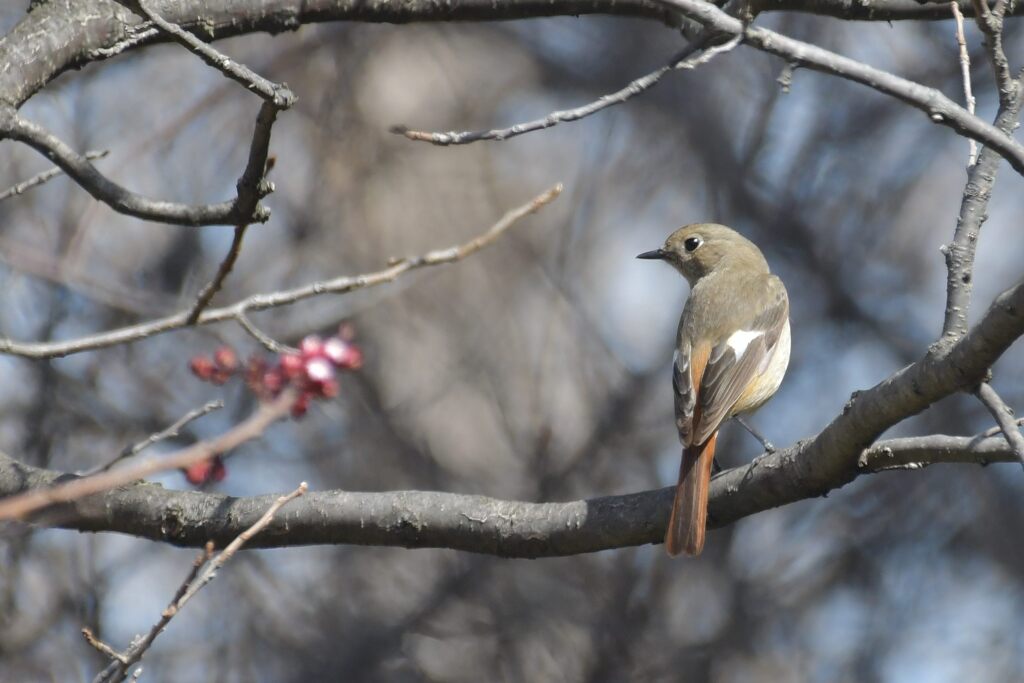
(636, 248, 666, 260)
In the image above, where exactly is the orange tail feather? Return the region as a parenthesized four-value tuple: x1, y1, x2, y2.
(665, 432, 718, 557)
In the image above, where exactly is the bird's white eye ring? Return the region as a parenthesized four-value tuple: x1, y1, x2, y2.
(684, 236, 702, 252)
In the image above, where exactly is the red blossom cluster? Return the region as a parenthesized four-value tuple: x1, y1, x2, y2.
(184, 325, 363, 485)
(182, 455, 226, 486)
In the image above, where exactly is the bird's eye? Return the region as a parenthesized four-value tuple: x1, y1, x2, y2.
(684, 236, 702, 252)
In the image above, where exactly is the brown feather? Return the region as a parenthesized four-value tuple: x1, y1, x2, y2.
(665, 432, 718, 557)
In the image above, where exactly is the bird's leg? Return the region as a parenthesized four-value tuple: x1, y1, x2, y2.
(734, 416, 775, 453)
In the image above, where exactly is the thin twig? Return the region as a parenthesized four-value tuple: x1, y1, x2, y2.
(186, 224, 250, 324)
(186, 141, 279, 325)
(82, 628, 128, 664)
(134, 0, 295, 109)
(84, 401, 224, 475)
(177, 483, 308, 604)
(979, 416, 1024, 438)
(0, 150, 108, 202)
(974, 382, 1024, 471)
(91, 543, 213, 683)
(0, 391, 295, 521)
(0, 184, 563, 359)
(950, 1, 977, 166)
(96, 482, 305, 682)
(652, 0, 1024, 174)
(235, 312, 292, 354)
(394, 37, 741, 145)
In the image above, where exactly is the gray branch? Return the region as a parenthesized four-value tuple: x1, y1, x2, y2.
(1, 0, 1020, 111)
(975, 382, 1024, 470)
(0, 433, 1018, 557)
(0, 108, 264, 226)
(656, 0, 1024, 176)
(1, 278, 1021, 556)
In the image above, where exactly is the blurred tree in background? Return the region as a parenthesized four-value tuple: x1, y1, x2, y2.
(0, 1, 1023, 681)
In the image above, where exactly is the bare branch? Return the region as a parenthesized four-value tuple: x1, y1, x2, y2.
(82, 628, 127, 665)
(84, 400, 224, 475)
(657, 0, 1024, 176)
(0, 150, 108, 202)
(0, 184, 563, 359)
(0, 108, 263, 227)
(939, 88, 1024, 340)
(2, 0, 1023, 114)
(950, 1, 977, 166)
(186, 224, 251, 324)
(178, 483, 308, 604)
(1, 277, 1021, 556)
(185, 107, 281, 323)
(970, 0, 1017, 104)
(236, 312, 292, 353)
(395, 36, 740, 145)
(0, 391, 295, 521)
(0, 433, 1019, 558)
(132, 0, 296, 109)
(974, 382, 1024, 470)
(95, 483, 306, 683)
(92, 543, 214, 683)
(858, 433, 1024, 471)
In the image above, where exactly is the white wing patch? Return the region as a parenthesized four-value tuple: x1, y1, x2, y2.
(725, 329, 764, 358)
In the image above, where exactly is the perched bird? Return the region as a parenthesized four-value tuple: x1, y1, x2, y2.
(638, 224, 790, 557)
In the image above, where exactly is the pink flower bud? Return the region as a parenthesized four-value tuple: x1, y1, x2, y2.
(189, 355, 215, 380)
(262, 368, 285, 394)
(300, 335, 325, 359)
(305, 357, 334, 384)
(323, 337, 363, 369)
(280, 352, 304, 379)
(213, 345, 238, 371)
(182, 456, 227, 485)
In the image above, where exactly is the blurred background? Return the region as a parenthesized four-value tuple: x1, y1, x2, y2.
(1, 4, 1023, 681)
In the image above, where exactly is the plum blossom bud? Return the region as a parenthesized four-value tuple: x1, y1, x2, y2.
(300, 335, 325, 359)
(189, 355, 215, 380)
(280, 352, 304, 379)
(213, 345, 238, 371)
(182, 456, 227, 485)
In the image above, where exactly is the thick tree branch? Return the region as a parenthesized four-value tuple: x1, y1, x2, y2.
(1, 279, 1021, 555)
(0, 433, 1018, 557)
(0, 0, 1019, 112)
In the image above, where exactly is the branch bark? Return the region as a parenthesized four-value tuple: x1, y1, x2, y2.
(1, 0, 1019, 111)
(0, 433, 1019, 557)
(2, 278, 1021, 556)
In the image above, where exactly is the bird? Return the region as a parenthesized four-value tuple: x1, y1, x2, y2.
(637, 224, 790, 557)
